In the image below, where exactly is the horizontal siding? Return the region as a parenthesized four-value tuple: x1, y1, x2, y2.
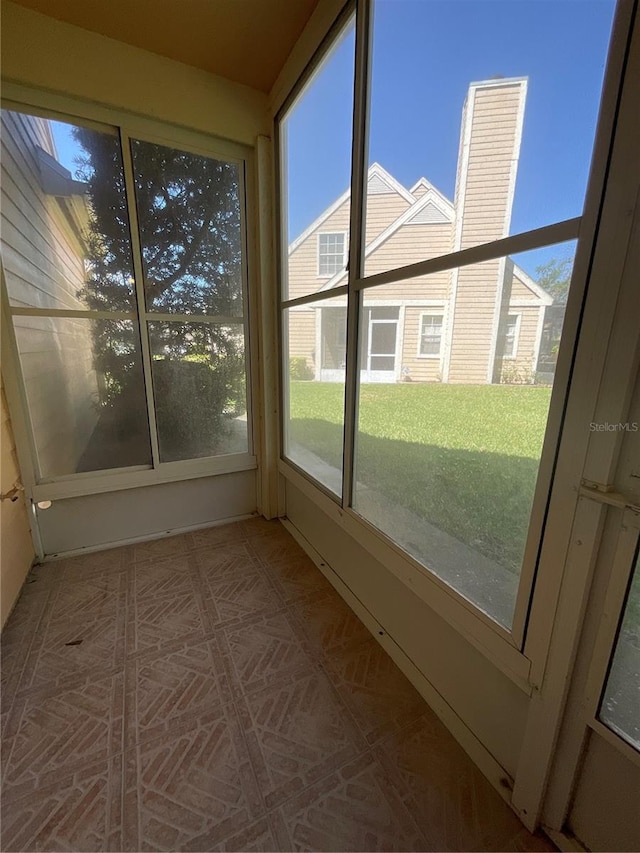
(459, 83, 524, 250)
(287, 201, 350, 301)
(287, 310, 316, 372)
(1, 112, 101, 479)
(448, 257, 503, 383)
(364, 223, 454, 280)
(401, 306, 443, 382)
(364, 193, 411, 247)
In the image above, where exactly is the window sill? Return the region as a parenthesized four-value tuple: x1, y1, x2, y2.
(30, 453, 257, 501)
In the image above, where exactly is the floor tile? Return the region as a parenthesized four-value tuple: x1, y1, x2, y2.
(20, 604, 126, 693)
(324, 636, 426, 744)
(1, 754, 123, 853)
(250, 533, 308, 566)
(375, 713, 534, 852)
(291, 587, 371, 659)
(220, 610, 314, 695)
(59, 546, 130, 581)
(277, 752, 427, 852)
(202, 569, 284, 627)
(127, 556, 210, 655)
(0, 585, 51, 710)
(188, 523, 246, 550)
(2, 671, 124, 800)
(194, 541, 263, 578)
(126, 635, 232, 746)
(47, 570, 126, 623)
(263, 554, 333, 605)
(132, 533, 192, 563)
(238, 669, 365, 809)
(209, 815, 282, 852)
(124, 706, 263, 852)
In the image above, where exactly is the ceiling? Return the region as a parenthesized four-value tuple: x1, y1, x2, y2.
(9, 0, 323, 93)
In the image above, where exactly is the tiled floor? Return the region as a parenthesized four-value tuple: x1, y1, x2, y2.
(1, 518, 555, 852)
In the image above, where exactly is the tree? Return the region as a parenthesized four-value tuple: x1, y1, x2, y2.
(72, 128, 246, 458)
(535, 256, 573, 306)
(535, 256, 573, 377)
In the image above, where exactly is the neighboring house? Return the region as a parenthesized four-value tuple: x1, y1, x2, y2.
(0, 110, 99, 476)
(286, 77, 554, 384)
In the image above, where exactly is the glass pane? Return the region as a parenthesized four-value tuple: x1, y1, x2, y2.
(1, 109, 137, 311)
(353, 243, 575, 627)
(131, 140, 243, 317)
(148, 322, 248, 462)
(600, 550, 640, 751)
(281, 17, 355, 300)
(283, 298, 346, 497)
(13, 316, 150, 478)
(363, 0, 615, 278)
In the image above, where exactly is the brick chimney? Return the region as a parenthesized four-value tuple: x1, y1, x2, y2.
(444, 77, 527, 383)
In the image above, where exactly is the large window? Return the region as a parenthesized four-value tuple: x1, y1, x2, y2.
(280, 12, 356, 497)
(1, 108, 250, 485)
(278, 0, 615, 635)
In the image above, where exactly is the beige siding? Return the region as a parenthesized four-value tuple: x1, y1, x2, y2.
(364, 222, 453, 282)
(364, 192, 411, 247)
(287, 308, 316, 374)
(511, 271, 540, 301)
(449, 82, 525, 383)
(286, 201, 350, 301)
(1, 382, 35, 628)
(448, 257, 503, 383)
(500, 307, 541, 383)
(1, 111, 100, 476)
(400, 307, 443, 382)
(458, 83, 525, 250)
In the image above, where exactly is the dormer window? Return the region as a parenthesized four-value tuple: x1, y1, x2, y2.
(318, 232, 346, 277)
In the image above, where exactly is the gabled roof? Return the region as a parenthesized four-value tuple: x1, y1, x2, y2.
(512, 264, 554, 305)
(318, 188, 455, 292)
(288, 162, 413, 255)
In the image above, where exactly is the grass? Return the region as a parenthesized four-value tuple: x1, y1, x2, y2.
(288, 381, 552, 573)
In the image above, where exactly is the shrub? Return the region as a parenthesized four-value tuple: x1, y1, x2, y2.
(290, 356, 314, 380)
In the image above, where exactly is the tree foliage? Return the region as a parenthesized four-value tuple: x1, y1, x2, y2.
(72, 128, 246, 456)
(535, 256, 573, 306)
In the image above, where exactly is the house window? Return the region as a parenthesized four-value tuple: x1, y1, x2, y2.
(419, 313, 443, 357)
(504, 314, 520, 358)
(318, 233, 346, 276)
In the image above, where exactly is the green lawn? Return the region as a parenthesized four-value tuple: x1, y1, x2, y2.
(289, 381, 552, 573)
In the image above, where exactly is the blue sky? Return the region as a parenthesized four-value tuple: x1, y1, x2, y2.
(284, 0, 616, 275)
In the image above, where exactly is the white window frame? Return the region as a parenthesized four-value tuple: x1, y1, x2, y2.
(275, 0, 629, 682)
(503, 312, 522, 359)
(417, 311, 444, 359)
(0, 85, 259, 503)
(317, 231, 348, 277)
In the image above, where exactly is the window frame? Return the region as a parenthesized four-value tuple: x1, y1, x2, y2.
(503, 312, 522, 360)
(275, 0, 627, 668)
(0, 87, 258, 502)
(417, 310, 444, 359)
(317, 230, 348, 277)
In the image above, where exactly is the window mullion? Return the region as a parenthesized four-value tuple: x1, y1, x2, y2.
(119, 128, 161, 469)
(342, 0, 372, 510)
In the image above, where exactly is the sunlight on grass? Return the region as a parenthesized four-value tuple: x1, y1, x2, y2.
(288, 381, 552, 573)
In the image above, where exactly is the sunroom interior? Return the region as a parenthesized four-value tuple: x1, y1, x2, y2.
(1, 0, 639, 851)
